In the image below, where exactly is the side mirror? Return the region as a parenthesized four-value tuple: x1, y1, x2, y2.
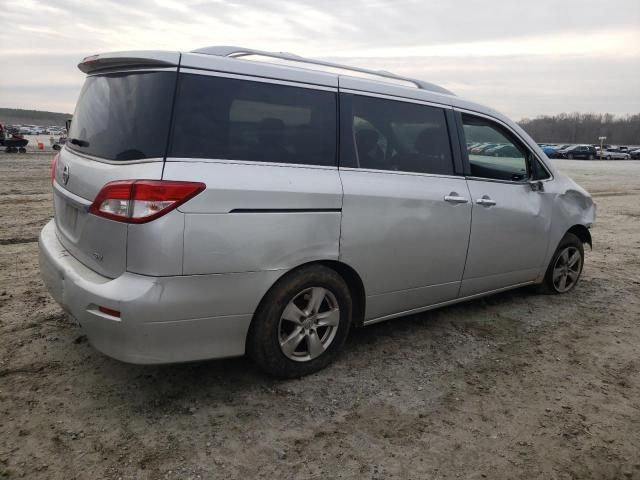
(65, 119, 72, 132)
(529, 180, 544, 192)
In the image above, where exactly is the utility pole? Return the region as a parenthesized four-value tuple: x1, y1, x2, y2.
(599, 136, 607, 160)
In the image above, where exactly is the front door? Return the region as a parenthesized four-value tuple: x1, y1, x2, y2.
(458, 112, 553, 296)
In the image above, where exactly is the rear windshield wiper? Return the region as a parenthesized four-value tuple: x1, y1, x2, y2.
(69, 137, 90, 148)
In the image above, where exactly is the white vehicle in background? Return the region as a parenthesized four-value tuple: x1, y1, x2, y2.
(18, 126, 36, 135)
(601, 149, 631, 160)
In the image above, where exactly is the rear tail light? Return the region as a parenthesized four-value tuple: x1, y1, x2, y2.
(89, 180, 205, 224)
(51, 153, 59, 185)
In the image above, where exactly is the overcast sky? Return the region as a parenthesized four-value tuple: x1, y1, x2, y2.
(1, 0, 639, 119)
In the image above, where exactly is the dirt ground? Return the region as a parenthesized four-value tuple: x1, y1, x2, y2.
(1, 154, 639, 480)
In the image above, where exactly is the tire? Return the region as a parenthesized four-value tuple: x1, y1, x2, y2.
(247, 265, 353, 378)
(588, 154, 594, 160)
(567, 154, 574, 159)
(538, 233, 584, 294)
(18, 147, 26, 153)
(606, 155, 611, 160)
(52, 144, 61, 151)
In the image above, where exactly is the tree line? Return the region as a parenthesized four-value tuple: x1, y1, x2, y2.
(518, 113, 640, 146)
(0, 108, 72, 128)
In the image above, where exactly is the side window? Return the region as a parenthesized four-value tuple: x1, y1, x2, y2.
(462, 114, 529, 182)
(345, 94, 453, 175)
(169, 73, 337, 166)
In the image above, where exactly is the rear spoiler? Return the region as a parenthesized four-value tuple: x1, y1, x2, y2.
(78, 51, 180, 74)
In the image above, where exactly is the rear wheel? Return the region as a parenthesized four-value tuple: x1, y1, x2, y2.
(588, 154, 595, 160)
(539, 233, 584, 294)
(247, 265, 352, 378)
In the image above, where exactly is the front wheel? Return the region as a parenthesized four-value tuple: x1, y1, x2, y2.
(567, 153, 574, 159)
(247, 265, 352, 378)
(539, 233, 584, 294)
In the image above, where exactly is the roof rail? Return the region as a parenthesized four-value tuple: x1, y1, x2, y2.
(191, 45, 454, 96)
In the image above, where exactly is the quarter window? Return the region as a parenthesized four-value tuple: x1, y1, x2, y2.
(342, 94, 454, 175)
(169, 74, 337, 166)
(462, 114, 530, 182)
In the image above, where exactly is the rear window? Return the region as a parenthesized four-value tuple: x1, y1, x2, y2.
(67, 71, 176, 161)
(169, 73, 337, 166)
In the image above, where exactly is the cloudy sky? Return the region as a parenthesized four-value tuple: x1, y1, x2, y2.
(1, 0, 639, 119)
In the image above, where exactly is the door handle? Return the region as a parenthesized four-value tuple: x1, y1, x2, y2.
(444, 194, 469, 204)
(476, 196, 496, 206)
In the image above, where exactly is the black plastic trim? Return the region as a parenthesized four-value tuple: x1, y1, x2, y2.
(445, 109, 464, 175)
(229, 208, 342, 214)
(453, 110, 471, 176)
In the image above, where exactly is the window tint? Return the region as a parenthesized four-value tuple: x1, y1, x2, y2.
(462, 114, 529, 182)
(170, 74, 337, 166)
(67, 72, 175, 160)
(343, 94, 453, 175)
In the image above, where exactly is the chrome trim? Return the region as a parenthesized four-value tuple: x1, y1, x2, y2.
(444, 195, 469, 204)
(338, 166, 462, 180)
(340, 88, 451, 109)
(179, 67, 338, 92)
(164, 157, 338, 170)
(363, 281, 535, 326)
(476, 197, 497, 206)
(63, 146, 164, 165)
(464, 176, 530, 186)
(53, 180, 92, 208)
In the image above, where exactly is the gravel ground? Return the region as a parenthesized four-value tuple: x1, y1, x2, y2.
(1, 154, 639, 479)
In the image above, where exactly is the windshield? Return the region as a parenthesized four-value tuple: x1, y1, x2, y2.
(67, 71, 176, 161)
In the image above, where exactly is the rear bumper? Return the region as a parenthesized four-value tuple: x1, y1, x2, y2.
(38, 220, 282, 364)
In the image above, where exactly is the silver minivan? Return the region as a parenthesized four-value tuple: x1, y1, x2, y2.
(39, 46, 595, 377)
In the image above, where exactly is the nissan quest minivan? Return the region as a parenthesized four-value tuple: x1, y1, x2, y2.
(39, 46, 595, 377)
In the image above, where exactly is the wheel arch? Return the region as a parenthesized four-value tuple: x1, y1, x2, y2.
(316, 260, 366, 328)
(567, 224, 592, 249)
(247, 259, 367, 344)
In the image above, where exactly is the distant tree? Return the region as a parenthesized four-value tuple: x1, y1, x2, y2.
(0, 108, 72, 128)
(518, 113, 640, 145)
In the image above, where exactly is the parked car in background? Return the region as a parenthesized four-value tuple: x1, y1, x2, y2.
(629, 148, 640, 160)
(542, 145, 561, 158)
(601, 149, 631, 160)
(39, 47, 596, 377)
(559, 145, 597, 160)
(485, 144, 522, 158)
(470, 143, 499, 154)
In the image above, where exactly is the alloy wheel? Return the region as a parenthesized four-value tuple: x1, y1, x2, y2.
(552, 246, 582, 292)
(278, 287, 340, 362)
